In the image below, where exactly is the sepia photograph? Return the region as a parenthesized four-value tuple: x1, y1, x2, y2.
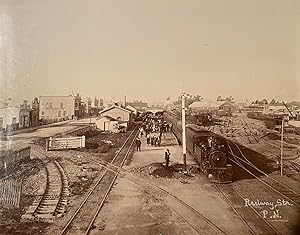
(0, 0, 299, 234)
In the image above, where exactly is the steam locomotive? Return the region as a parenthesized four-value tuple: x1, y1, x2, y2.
(164, 111, 233, 183)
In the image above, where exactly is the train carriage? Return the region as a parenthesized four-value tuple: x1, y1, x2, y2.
(164, 111, 233, 183)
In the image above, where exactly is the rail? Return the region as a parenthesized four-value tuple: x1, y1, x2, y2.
(59, 123, 140, 235)
(227, 143, 300, 208)
(66, 150, 227, 235)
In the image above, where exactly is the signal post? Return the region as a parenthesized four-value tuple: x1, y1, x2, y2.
(182, 93, 187, 171)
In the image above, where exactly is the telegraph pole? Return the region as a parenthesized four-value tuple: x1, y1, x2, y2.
(182, 93, 187, 171)
(280, 117, 284, 176)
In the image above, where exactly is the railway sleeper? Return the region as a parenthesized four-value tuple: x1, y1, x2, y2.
(35, 208, 56, 214)
(40, 200, 59, 206)
(43, 195, 60, 200)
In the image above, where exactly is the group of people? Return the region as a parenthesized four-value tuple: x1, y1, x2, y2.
(135, 113, 172, 167)
(146, 133, 161, 146)
(142, 114, 172, 135)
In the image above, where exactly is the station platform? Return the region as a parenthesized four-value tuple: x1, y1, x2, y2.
(128, 131, 197, 169)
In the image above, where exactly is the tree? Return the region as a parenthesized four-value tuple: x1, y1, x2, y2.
(172, 94, 203, 107)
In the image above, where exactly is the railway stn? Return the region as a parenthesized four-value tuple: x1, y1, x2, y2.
(0, 109, 299, 235)
(1, 1, 300, 234)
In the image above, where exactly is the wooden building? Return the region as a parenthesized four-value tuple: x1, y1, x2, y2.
(218, 101, 239, 113)
(95, 116, 118, 132)
(99, 105, 132, 129)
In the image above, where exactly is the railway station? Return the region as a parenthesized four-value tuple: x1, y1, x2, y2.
(0, 105, 299, 235)
(1, 1, 300, 234)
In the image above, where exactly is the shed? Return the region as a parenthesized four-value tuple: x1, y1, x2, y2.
(188, 100, 219, 112)
(99, 105, 133, 128)
(218, 101, 240, 113)
(95, 116, 118, 132)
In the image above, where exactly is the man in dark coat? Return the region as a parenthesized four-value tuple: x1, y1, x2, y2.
(165, 149, 170, 167)
(136, 137, 141, 151)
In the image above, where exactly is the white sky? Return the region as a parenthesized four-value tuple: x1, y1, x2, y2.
(0, 0, 299, 104)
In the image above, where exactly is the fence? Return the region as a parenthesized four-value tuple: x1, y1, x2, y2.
(0, 178, 22, 207)
(46, 136, 85, 151)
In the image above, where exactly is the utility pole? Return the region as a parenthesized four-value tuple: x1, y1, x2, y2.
(182, 93, 187, 171)
(280, 117, 284, 176)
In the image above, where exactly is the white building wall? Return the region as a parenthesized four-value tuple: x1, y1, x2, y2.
(0, 107, 20, 129)
(39, 96, 75, 120)
(96, 117, 118, 131)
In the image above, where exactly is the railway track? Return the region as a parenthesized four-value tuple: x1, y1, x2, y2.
(132, 177, 227, 235)
(213, 183, 280, 235)
(58, 124, 140, 235)
(214, 123, 300, 209)
(63, 151, 228, 235)
(289, 161, 300, 172)
(22, 158, 69, 222)
(228, 141, 300, 208)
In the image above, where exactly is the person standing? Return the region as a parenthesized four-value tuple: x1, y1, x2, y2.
(136, 137, 141, 151)
(165, 149, 171, 167)
(146, 133, 150, 146)
(140, 129, 144, 137)
(150, 134, 154, 146)
(157, 136, 161, 147)
(154, 135, 157, 146)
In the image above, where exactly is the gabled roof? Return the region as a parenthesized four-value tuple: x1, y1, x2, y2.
(219, 101, 240, 110)
(188, 100, 219, 110)
(99, 105, 131, 115)
(127, 102, 148, 108)
(103, 116, 117, 121)
(126, 105, 137, 111)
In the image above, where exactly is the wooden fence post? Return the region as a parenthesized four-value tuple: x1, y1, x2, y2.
(82, 136, 85, 148)
(48, 137, 52, 151)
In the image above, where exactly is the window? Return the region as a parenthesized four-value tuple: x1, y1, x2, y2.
(42, 111, 44, 116)
(46, 103, 49, 109)
(63, 111, 66, 117)
(60, 103, 64, 108)
(12, 117, 17, 124)
(50, 102, 53, 108)
(58, 111, 61, 117)
(0, 117, 3, 128)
